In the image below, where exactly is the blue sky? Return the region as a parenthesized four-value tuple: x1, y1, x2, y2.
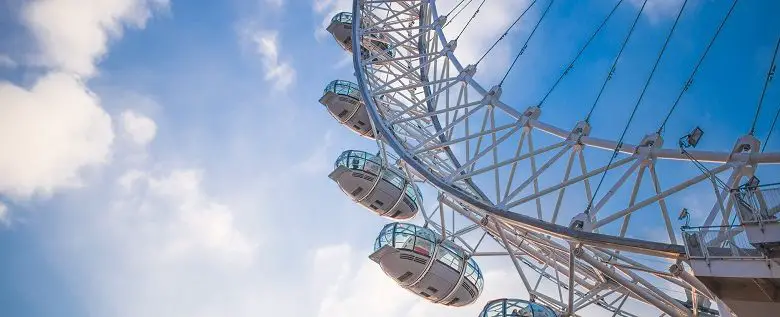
(0, 0, 779, 316)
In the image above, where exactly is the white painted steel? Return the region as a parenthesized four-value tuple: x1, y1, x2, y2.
(335, 0, 780, 316)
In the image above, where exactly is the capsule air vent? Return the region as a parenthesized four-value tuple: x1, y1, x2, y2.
(400, 253, 427, 265)
(462, 281, 476, 298)
(420, 292, 431, 298)
(397, 271, 413, 282)
(427, 287, 438, 293)
(337, 110, 348, 118)
(350, 187, 364, 196)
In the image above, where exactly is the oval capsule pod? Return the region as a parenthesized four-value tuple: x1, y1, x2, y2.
(329, 150, 420, 220)
(370, 222, 484, 307)
(326, 12, 395, 63)
(319, 80, 374, 138)
(479, 298, 560, 317)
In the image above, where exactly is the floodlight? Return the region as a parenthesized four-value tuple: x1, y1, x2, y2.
(687, 126, 704, 148)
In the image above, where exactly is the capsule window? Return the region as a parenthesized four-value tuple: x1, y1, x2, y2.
(420, 292, 430, 298)
(337, 109, 348, 118)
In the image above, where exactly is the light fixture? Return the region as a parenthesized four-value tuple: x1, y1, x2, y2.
(678, 208, 690, 228)
(686, 126, 704, 148)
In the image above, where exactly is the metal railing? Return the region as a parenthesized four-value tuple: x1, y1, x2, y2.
(732, 183, 780, 225)
(682, 226, 764, 260)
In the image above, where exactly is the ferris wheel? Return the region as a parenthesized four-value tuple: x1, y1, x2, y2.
(318, 0, 780, 316)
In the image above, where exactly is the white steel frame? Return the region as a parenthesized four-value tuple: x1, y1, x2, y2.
(347, 0, 780, 316)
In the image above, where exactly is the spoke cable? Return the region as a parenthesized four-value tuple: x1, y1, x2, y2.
(445, 0, 473, 18)
(750, 36, 780, 135)
(763, 102, 780, 152)
(680, 147, 730, 190)
(499, 0, 556, 87)
(444, 0, 476, 28)
(538, 0, 625, 107)
(657, 0, 739, 134)
(454, 0, 488, 41)
(475, 0, 539, 66)
(584, 0, 648, 122)
(586, 0, 689, 214)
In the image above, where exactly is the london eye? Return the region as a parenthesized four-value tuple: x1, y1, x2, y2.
(317, 1, 780, 316)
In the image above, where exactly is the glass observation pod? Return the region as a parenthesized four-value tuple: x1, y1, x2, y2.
(370, 222, 484, 307)
(326, 12, 395, 63)
(329, 150, 421, 220)
(319, 80, 374, 138)
(479, 299, 559, 317)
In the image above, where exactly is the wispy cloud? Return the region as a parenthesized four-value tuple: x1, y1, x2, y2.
(246, 29, 297, 90)
(0, 202, 9, 227)
(311, 243, 533, 317)
(628, 0, 686, 24)
(294, 130, 334, 175)
(312, 0, 351, 41)
(121, 110, 157, 146)
(22, 0, 169, 77)
(43, 166, 264, 317)
(0, 54, 17, 68)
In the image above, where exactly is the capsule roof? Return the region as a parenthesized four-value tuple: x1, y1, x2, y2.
(324, 80, 361, 100)
(480, 298, 559, 317)
(331, 12, 353, 25)
(374, 222, 484, 291)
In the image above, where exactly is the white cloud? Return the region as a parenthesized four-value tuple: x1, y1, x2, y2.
(45, 168, 263, 317)
(312, 0, 525, 81)
(0, 54, 17, 68)
(437, 0, 531, 80)
(313, 0, 351, 41)
(0, 73, 114, 199)
(22, 0, 169, 77)
(246, 29, 296, 90)
(629, 0, 685, 23)
(0, 202, 9, 227)
(124, 169, 257, 264)
(0, 0, 167, 202)
(121, 110, 157, 146)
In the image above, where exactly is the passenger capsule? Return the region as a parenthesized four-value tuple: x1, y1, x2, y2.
(327, 12, 395, 63)
(479, 298, 559, 317)
(370, 222, 484, 306)
(319, 80, 374, 138)
(329, 150, 420, 219)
